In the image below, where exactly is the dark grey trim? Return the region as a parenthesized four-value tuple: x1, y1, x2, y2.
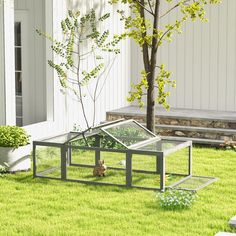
(159, 153, 165, 191)
(126, 152, 132, 187)
(61, 146, 67, 180)
(189, 144, 192, 175)
(33, 141, 63, 147)
(32, 143, 36, 177)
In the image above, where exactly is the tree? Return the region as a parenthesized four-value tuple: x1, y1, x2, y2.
(110, 0, 220, 132)
(37, 9, 121, 130)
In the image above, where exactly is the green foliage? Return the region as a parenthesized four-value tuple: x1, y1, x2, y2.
(37, 8, 122, 128)
(127, 65, 176, 109)
(110, 0, 221, 111)
(127, 70, 148, 107)
(156, 64, 176, 109)
(156, 189, 198, 210)
(0, 126, 30, 148)
(37, 9, 121, 92)
(0, 162, 9, 177)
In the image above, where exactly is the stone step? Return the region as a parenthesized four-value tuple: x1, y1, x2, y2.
(155, 124, 236, 141)
(139, 122, 234, 142)
(156, 124, 236, 135)
(108, 112, 236, 129)
(161, 136, 223, 145)
(107, 106, 236, 144)
(107, 106, 236, 129)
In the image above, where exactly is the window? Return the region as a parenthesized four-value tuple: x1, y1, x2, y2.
(14, 21, 23, 126)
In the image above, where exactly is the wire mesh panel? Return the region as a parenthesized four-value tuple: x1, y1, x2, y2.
(165, 148, 189, 176)
(35, 146, 61, 178)
(172, 176, 218, 191)
(130, 154, 157, 188)
(97, 152, 126, 185)
(67, 148, 126, 185)
(136, 140, 184, 152)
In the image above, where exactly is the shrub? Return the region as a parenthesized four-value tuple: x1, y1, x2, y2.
(0, 126, 30, 148)
(156, 189, 198, 210)
(0, 163, 9, 177)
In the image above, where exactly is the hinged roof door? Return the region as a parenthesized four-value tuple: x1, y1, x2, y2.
(101, 120, 157, 149)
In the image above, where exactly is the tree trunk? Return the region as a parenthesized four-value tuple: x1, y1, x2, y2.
(146, 73, 155, 131)
(145, 0, 160, 132)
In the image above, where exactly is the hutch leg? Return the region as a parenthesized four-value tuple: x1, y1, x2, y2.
(159, 153, 165, 191)
(156, 155, 161, 174)
(189, 143, 192, 176)
(95, 135, 101, 166)
(67, 146, 72, 166)
(32, 143, 36, 178)
(126, 152, 132, 187)
(61, 145, 67, 180)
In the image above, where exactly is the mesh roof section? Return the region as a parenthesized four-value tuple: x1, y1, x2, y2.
(101, 120, 157, 148)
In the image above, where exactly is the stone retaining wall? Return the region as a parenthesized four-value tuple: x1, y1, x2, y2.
(107, 114, 236, 129)
(107, 113, 236, 141)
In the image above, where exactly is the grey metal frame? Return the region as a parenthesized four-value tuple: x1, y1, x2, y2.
(33, 144, 192, 191)
(32, 119, 216, 191)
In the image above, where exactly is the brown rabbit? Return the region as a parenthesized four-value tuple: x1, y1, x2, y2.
(93, 160, 107, 177)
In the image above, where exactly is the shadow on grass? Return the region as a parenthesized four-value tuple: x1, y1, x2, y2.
(3, 171, 134, 193)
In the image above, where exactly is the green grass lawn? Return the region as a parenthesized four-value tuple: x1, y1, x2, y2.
(0, 147, 236, 236)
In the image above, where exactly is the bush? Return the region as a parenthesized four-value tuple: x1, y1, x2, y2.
(0, 163, 9, 177)
(0, 126, 30, 148)
(156, 189, 198, 210)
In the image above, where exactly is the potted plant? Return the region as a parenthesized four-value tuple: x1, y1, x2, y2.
(0, 126, 30, 172)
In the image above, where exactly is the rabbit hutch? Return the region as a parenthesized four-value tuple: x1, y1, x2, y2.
(33, 119, 217, 191)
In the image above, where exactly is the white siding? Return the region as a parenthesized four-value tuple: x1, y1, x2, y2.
(131, 0, 236, 112)
(52, 0, 131, 131)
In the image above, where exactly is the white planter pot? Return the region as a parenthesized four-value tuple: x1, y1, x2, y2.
(0, 145, 31, 172)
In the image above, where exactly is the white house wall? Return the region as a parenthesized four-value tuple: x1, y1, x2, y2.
(0, 0, 15, 125)
(0, 3, 5, 125)
(52, 0, 131, 130)
(131, 0, 236, 112)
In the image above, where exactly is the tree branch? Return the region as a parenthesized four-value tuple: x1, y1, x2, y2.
(140, 0, 150, 72)
(157, 28, 172, 48)
(150, 0, 160, 69)
(134, 0, 155, 16)
(147, 0, 154, 15)
(160, 0, 190, 19)
(76, 41, 90, 129)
